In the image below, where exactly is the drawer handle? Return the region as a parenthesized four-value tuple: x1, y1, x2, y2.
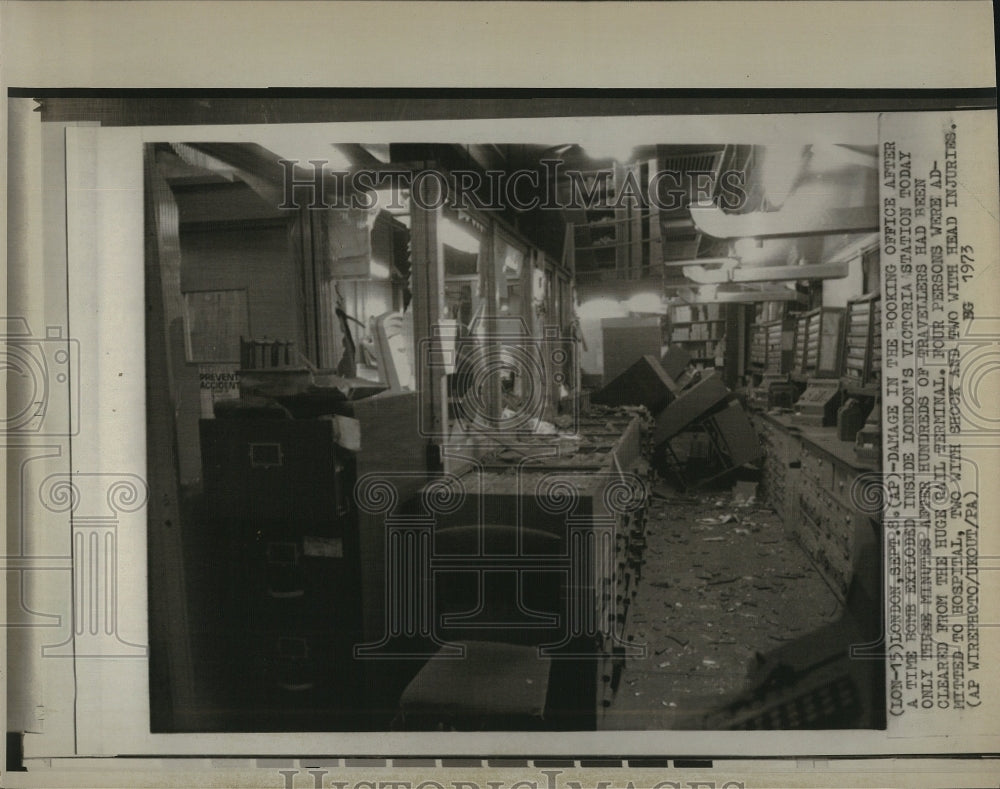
(249, 442, 284, 468)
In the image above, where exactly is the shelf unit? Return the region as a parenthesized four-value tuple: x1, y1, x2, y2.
(569, 168, 617, 268)
(670, 303, 726, 362)
(765, 320, 785, 375)
(751, 317, 798, 383)
(750, 323, 768, 370)
(792, 307, 845, 380)
(841, 293, 881, 395)
(563, 164, 651, 277)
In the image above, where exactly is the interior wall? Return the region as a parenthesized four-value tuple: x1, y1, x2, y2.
(5, 99, 80, 751)
(336, 278, 396, 376)
(822, 255, 864, 309)
(180, 224, 299, 337)
(175, 222, 298, 485)
(574, 296, 629, 376)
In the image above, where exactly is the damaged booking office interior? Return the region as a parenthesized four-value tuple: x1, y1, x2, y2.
(145, 137, 885, 733)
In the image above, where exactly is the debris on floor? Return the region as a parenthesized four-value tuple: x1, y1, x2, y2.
(731, 480, 758, 506)
(603, 477, 841, 730)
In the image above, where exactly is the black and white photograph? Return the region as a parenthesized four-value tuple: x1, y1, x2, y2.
(3, 2, 998, 786)
(142, 131, 886, 733)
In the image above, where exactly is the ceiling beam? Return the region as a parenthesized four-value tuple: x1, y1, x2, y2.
(671, 284, 808, 304)
(823, 143, 879, 169)
(690, 202, 878, 239)
(731, 261, 849, 283)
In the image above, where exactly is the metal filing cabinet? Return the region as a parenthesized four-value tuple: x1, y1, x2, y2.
(200, 417, 363, 725)
(198, 391, 427, 729)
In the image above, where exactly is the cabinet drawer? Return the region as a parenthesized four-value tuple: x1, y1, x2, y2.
(831, 462, 868, 512)
(800, 444, 833, 488)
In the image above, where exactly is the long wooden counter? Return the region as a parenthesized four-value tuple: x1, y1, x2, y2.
(752, 410, 882, 620)
(395, 411, 651, 728)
